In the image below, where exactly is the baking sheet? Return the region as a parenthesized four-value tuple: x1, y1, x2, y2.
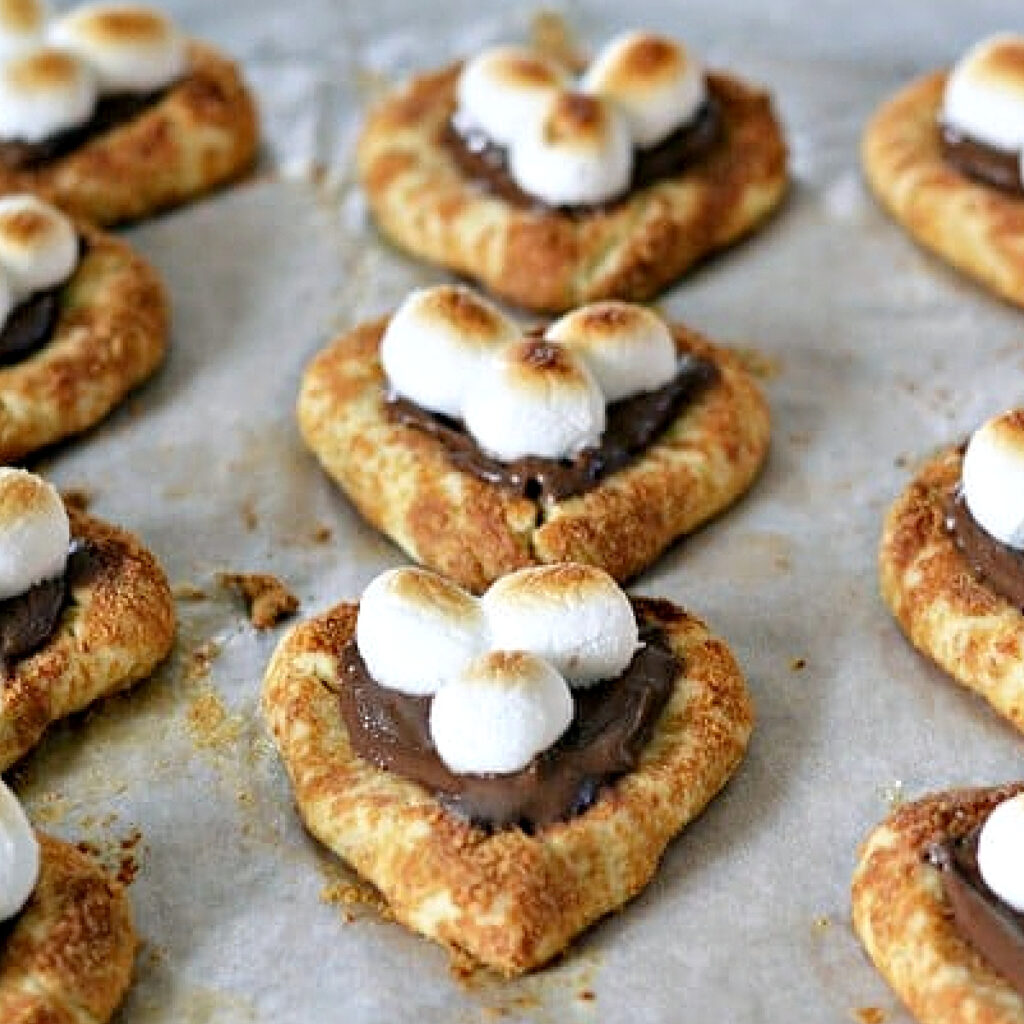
(11, 2, 1024, 1021)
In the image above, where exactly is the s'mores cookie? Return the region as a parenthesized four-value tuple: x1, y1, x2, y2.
(863, 34, 1024, 307)
(0, 467, 175, 768)
(853, 784, 1024, 1024)
(0, 778, 136, 1022)
(263, 563, 753, 975)
(0, 193, 168, 460)
(298, 285, 769, 593)
(880, 410, 1024, 732)
(358, 29, 787, 312)
(0, 0, 257, 225)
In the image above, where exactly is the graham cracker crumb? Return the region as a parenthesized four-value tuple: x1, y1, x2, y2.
(852, 1008, 886, 1024)
(60, 487, 92, 511)
(218, 572, 299, 629)
(529, 10, 586, 72)
(734, 346, 781, 380)
(186, 689, 242, 751)
(173, 583, 207, 602)
(320, 879, 391, 919)
(312, 524, 333, 544)
(791, 657, 806, 671)
(186, 640, 221, 683)
(240, 500, 258, 532)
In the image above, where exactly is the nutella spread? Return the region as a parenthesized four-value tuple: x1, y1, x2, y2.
(338, 602, 679, 831)
(0, 88, 166, 170)
(928, 828, 1024, 999)
(940, 125, 1024, 196)
(0, 541, 91, 662)
(388, 351, 718, 501)
(946, 487, 1024, 607)
(446, 99, 720, 212)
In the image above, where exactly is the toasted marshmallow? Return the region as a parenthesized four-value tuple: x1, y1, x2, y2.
(977, 793, 1024, 913)
(0, 780, 38, 922)
(49, 3, 186, 95)
(381, 285, 520, 419)
(942, 34, 1024, 153)
(0, 0, 48, 60)
(545, 301, 676, 402)
(454, 45, 569, 148)
(0, 47, 97, 143)
(582, 31, 706, 149)
(482, 564, 638, 686)
(0, 468, 69, 601)
(462, 338, 605, 461)
(508, 90, 633, 206)
(961, 410, 1024, 549)
(429, 650, 573, 775)
(356, 567, 488, 696)
(0, 196, 77, 299)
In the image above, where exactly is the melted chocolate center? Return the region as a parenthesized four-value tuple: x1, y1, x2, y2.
(387, 353, 719, 501)
(0, 541, 93, 663)
(945, 488, 1024, 608)
(928, 827, 1024, 999)
(446, 99, 721, 212)
(338, 607, 679, 831)
(0, 88, 168, 170)
(940, 124, 1024, 196)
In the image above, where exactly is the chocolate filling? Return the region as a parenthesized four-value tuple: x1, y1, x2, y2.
(0, 88, 168, 171)
(945, 487, 1024, 608)
(940, 124, 1024, 196)
(445, 99, 721, 212)
(0, 541, 93, 663)
(338, 607, 679, 831)
(927, 827, 1024, 999)
(387, 352, 719, 501)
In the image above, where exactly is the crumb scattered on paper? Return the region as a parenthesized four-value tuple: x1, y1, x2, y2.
(186, 640, 222, 683)
(218, 572, 300, 628)
(529, 9, 586, 71)
(312, 524, 333, 544)
(880, 781, 904, 809)
(791, 657, 807, 672)
(240, 500, 259, 531)
(734, 347, 782, 380)
(811, 914, 830, 932)
(852, 1008, 886, 1024)
(187, 689, 243, 751)
(173, 583, 207, 602)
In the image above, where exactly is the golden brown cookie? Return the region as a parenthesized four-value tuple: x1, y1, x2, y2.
(262, 594, 753, 976)
(0, 219, 168, 462)
(0, 41, 258, 227)
(357, 64, 787, 313)
(879, 445, 1024, 732)
(0, 831, 136, 1023)
(298, 316, 769, 594)
(862, 71, 1024, 308)
(852, 784, 1024, 1024)
(0, 504, 175, 770)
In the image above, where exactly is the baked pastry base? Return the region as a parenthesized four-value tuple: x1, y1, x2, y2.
(0, 41, 258, 227)
(0, 505, 175, 771)
(262, 595, 753, 976)
(298, 317, 769, 593)
(0, 221, 168, 462)
(357, 65, 788, 313)
(852, 784, 1024, 1024)
(862, 71, 1024, 309)
(879, 446, 1024, 733)
(0, 832, 136, 1023)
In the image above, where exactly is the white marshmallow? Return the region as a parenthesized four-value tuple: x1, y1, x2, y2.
(49, 3, 186, 95)
(0, 467, 69, 601)
(381, 285, 520, 419)
(356, 567, 489, 697)
(961, 410, 1024, 549)
(0, 779, 38, 922)
(429, 650, 573, 775)
(977, 793, 1024, 913)
(462, 337, 606, 461)
(583, 30, 707, 149)
(545, 301, 677, 402)
(482, 563, 638, 687)
(454, 45, 568, 148)
(508, 90, 633, 206)
(0, 47, 97, 143)
(0, 0, 48, 61)
(0, 195, 77, 300)
(942, 34, 1024, 153)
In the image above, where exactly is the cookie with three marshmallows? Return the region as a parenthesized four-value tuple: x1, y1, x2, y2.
(299, 283, 769, 592)
(357, 27, 787, 312)
(0, 0, 258, 226)
(880, 409, 1024, 733)
(262, 561, 753, 975)
(863, 32, 1024, 308)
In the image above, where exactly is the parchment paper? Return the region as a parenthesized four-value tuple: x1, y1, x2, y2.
(13, 2, 1024, 1021)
